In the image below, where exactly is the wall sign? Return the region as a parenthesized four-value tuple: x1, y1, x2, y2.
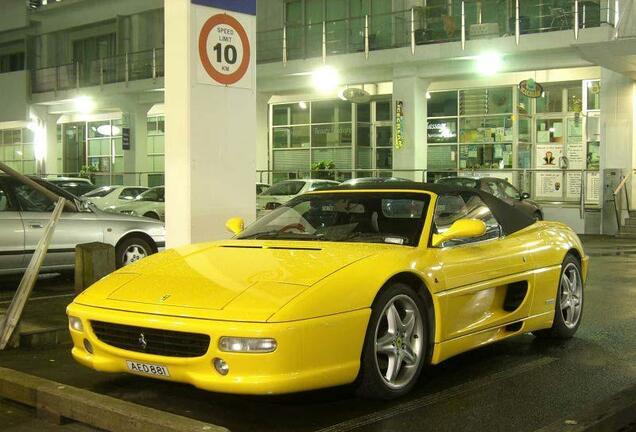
(122, 127, 131, 150)
(394, 101, 404, 150)
(519, 79, 543, 98)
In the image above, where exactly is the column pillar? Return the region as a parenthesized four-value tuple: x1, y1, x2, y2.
(599, 68, 635, 234)
(392, 74, 430, 181)
(43, 113, 60, 175)
(256, 92, 272, 185)
(120, 102, 152, 186)
(165, 0, 256, 247)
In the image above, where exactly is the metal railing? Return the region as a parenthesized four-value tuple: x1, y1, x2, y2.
(613, 170, 633, 229)
(256, 167, 600, 212)
(257, 0, 618, 65)
(31, 48, 164, 93)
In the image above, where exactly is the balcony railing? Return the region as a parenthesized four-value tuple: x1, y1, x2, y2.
(31, 48, 164, 93)
(257, 0, 619, 64)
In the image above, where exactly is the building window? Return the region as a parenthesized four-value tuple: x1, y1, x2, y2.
(147, 115, 165, 179)
(0, 52, 25, 74)
(86, 119, 123, 185)
(0, 128, 36, 175)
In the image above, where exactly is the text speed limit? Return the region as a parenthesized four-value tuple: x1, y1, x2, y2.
(198, 13, 251, 86)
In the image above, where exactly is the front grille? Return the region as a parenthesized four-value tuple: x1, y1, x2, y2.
(90, 321, 210, 358)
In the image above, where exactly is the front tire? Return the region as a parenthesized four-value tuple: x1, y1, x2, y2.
(356, 283, 428, 400)
(116, 237, 154, 268)
(534, 254, 583, 339)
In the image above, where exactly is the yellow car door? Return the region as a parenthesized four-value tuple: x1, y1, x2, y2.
(430, 192, 535, 342)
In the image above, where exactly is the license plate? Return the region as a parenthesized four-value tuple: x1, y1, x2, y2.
(126, 360, 170, 377)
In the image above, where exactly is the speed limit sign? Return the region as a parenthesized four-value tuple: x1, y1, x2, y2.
(198, 13, 252, 87)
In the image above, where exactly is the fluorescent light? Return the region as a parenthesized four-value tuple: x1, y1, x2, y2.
(96, 125, 121, 136)
(312, 66, 340, 93)
(426, 92, 431, 99)
(475, 53, 503, 76)
(298, 101, 307, 110)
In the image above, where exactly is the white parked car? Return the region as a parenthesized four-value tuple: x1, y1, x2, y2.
(256, 179, 339, 217)
(256, 182, 270, 195)
(82, 185, 149, 211)
(112, 186, 165, 221)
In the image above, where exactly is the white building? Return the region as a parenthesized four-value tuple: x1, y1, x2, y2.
(1, 0, 635, 234)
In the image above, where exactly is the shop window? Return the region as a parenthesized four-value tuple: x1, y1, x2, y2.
(428, 91, 458, 117)
(376, 148, 392, 169)
(427, 119, 457, 143)
(357, 103, 371, 123)
(586, 80, 601, 110)
(273, 126, 310, 148)
(517, 144, 532, 169)
(311, 100, 352, 123)
(357, 125, 370, 147)
(273, 103, 310, 126)
(459, 116, 512, 143)
(459, 88, 512, 116)
(375, 125, 392, 147)
(567, 85, 583, 113)
(375, 100, 392, 122)
(536, 119, 565, 144)
(518, 118, 531, 143)
(459, 143, 512, 169)
(517, 90, 531, 115)
(311, 123, 352, 147)
(428, 145, 457, 171)
(536, 85, 564, 113)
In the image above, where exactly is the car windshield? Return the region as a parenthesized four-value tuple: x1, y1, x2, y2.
(238, 192, 430, 246)
(138, 187, 164, 202)
(263, 181, 305, 196)
(83, 186, 115, 198)
(437, 177, 478, 189)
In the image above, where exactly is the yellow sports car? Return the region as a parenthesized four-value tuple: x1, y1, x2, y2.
(67, 183, 587, 399)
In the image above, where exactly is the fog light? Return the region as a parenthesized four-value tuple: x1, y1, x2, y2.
(68, 316, 84, 332)
(218, 337, 277, 353)
(83, 339, 94, 354)
(213, 358, 229, 375)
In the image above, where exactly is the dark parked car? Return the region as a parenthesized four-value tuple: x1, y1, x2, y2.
(435, 176, 543, 220)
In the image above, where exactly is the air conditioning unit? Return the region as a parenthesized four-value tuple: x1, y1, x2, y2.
(469, 23, 500, 39)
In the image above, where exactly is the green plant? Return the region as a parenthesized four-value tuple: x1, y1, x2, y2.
(311, 160, 336, 180)
(79, 165, 98, 183)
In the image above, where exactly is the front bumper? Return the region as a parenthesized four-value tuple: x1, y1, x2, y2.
(67, 303, 369, 395)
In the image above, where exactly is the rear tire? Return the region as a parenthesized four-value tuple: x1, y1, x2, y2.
(356, 283, 428, 400)
(116, 237, 154, 268)
(534, 254, 583, 339)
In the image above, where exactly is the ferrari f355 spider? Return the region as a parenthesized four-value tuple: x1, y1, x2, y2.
(67, 183, 587, 399)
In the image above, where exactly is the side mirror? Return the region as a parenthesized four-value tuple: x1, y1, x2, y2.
(431, 219, 487, 247)
(520, 192, 531, 200)
(225, 217, 245, 235)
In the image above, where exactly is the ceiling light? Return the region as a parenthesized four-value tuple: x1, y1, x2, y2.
(74, 96, 95, 114)
(312, 66, 340, 93)
(475, 53, 503, 76)
(298, 101, 307, 110)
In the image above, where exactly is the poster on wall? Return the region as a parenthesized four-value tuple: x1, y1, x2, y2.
(566, 141, 585, 169)
(535, 144, 563, 169)
(535, 172, 564, 198)
(586, 171, 601, 204)
(566, 172, 582, 199)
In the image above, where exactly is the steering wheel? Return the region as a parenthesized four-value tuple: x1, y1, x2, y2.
(278, 223, 306, 233)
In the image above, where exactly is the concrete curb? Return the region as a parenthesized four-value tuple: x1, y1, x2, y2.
(535, 384, 636, 432)
(0, 367, 229, 432)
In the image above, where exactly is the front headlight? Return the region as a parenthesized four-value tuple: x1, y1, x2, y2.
(68, 316, 84, 332)
(218, 337, 277, 353)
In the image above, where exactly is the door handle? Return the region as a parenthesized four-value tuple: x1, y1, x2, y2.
(29, 223, 44, 229)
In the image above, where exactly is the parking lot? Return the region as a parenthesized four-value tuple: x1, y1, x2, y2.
(1, 236, 634, 432)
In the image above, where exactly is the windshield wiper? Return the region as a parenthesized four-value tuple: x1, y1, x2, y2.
(341, 232, 409, 245)
(239, 231, 325, 241)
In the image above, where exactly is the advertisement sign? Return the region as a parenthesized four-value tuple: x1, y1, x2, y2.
(121, 127, 131, 150)
(195, 0, 255, 89)
(394, 101, 404, 150)
(519, 79, 544, 98)
(536, 172, 564, 198)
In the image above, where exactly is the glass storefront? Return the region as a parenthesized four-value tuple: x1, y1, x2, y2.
(270, 98, 392, 183)
(427, 79, 601, 203)
(0, 128, 35, 174)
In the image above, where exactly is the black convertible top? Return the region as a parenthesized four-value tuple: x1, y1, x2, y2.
(315, 181, 536, 235)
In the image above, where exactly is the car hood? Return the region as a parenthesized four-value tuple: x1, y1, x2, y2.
(75, 240, 381, 321)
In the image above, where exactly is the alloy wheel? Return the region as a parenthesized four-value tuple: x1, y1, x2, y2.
(374, 294, 424, 389)
(123, 245, 148, 265)
(560, 262, 583, 329)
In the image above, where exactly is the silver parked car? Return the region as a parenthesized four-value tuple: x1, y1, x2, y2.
(0, 175, 166, 275)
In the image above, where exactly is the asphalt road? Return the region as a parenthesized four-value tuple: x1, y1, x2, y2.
(0, 236, 634, 432)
